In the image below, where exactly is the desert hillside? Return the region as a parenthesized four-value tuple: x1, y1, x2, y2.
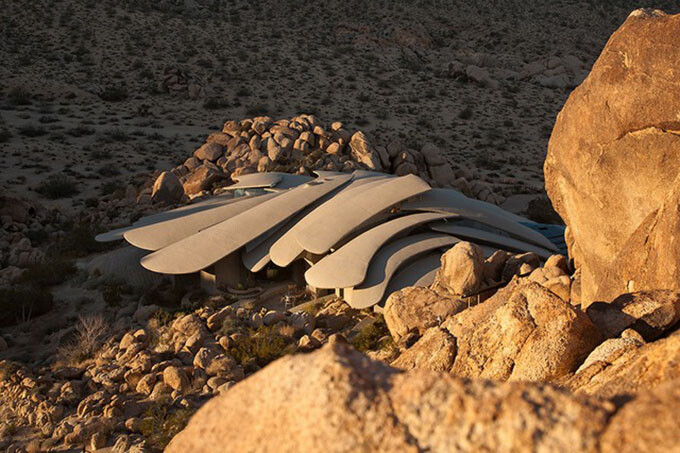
(1, 2, 680, 452)
(3, 0, 677, 210)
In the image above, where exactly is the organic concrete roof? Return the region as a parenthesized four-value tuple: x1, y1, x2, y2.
(294, 174, 432, 255)
(140, 174, 353, 274)
(343, 232, 460, 309)
(304, 212, 454, 289)
(429, 221, 554, 259)
(401, 188, 558, 251)
(269, 175, 392, 267)
(124, 193, 280, 251)
(101, 171, 564, 308)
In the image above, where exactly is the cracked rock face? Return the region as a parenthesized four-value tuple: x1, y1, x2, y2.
(544, 9, 680, 304)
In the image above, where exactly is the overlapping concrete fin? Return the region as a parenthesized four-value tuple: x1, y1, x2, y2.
(94, 193, 239, 242)
(430, 221, 555, 259)
(305, 212, 455, 289)
(401, 188, 558, 252)
(295, 174, 432, 256)
(140, 174, 353, 274)
(344, 232, 459, 309)
(269, 174, 392, 267)
(123, 193, 280, 251)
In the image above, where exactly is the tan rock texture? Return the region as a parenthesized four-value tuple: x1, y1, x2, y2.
(545, 10, 680, 303)
(167, 343, 615, 453)
(566, 331, 680, 398)
(383, 286, 466, 345)
(599, 380, 680, 453)
(443, 280, 602, 382)
(390, 327, 456, 372)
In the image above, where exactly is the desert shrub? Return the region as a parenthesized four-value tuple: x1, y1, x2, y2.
(458, 107, 473, 120)
(0, 128, 11, 143)
(36, 175, 79, 199)
(18, 124, 47, 137)
(245, 104, 269, 116)
(350, 315, 393, 352)
(99, 85, 128, 102)
(0, 287, 54, 327)
(139, 403, 195, 450)
(53, 223, 114, 257)
(20, 257, 76, 288)
(57, 314, 109, 365)
(228, 325, 293, 368)
(203, 97, 229, 110)
(7, 87, 32, 105)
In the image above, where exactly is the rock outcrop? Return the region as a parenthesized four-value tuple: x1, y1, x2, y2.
(441, 280, 601, 382)
(161, 115, 503, 205)
(167, 342, 677, 453)
(545, 9, 680, 303)
(566, 331, 680, 398)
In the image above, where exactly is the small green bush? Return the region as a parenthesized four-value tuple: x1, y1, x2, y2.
(20, 257, 76, 288)
(139, 403, 195, 450)
(350, 315, 392, 352)
(229, 325, 292, 368)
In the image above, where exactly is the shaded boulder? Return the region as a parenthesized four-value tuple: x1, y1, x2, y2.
(443, 281, 602, 382)
(152, 171, 184, 205)
(194, 142, 225, 162)
(545, 9, 680, 303)
(586, 290, 680, 341)
(167, 342, 613, 452)
(383, 287, 466, 345)
(182, 165, 224, 196)
(566, 331, 680, 398)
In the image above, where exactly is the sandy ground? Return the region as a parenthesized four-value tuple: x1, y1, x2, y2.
(3, 0, 677, 212)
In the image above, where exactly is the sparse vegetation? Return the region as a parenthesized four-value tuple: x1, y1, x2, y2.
(139, 403, 196, 450)
(228, 325, 293, 369)
(57, 314, 109, 365)
(36, 175, 79, 199)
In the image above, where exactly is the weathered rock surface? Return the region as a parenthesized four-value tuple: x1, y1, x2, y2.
(599, 380, 680, 453)
(434, 241, 485, 296)
(391, 327, 456, 372)
(167, 342, 615, 452)
(442, 280, 601, 382)
(566, 331, 680, 398)
(545, 9, 680, 303)
(383, 287, 466, 345)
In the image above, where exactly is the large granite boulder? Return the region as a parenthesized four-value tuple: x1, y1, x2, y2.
(442, 280, 602, 382)
(167, 342, 614, 452)
(544, 9, 680, 303)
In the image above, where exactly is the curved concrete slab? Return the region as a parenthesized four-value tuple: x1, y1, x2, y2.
(383, 252, 442, 296)
(269, 174, 392, 267)
(305, 212, 455, 289)
(140, 174, 353, 274)
(95, 193, 239, 242)
(429, 221, 554, 259)
(295, 174, 432, 255)
(226, 172, 282, 189)
(401, 188, 558, 252)
(123, 193, 280, 251)
(344, 233, 459, 309)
